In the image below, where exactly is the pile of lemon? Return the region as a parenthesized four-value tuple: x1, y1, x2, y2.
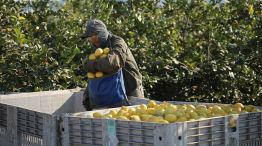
(92, 101, 261, 124)
(87, 47, 110, 79)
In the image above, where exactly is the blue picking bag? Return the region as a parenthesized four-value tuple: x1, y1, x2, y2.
(88, 70, 126, 106)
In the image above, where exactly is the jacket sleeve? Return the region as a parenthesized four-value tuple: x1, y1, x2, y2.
(94, 41, 127, 74)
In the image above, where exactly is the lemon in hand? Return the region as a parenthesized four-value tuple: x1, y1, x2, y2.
(103, 47, 110, 54)
(89, 53, 96, 60)
(100, 54, 107, 58)
(95, 48, 103, 57)
(87, 72, 95, 79)
(95, 72, 104, 78)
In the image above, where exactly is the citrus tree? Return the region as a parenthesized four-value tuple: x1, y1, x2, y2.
(1, 0, 261, 105)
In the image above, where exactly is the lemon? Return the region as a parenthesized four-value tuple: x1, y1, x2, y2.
(154, 108, 165, 116)
(109, 110, 118, 117)
(186, 104, 196, 110)
(233, 103, 244, 109)
(140, 114, 152, 121)
(100, 54, 107, 58)
(120, 106, 128, 111)
(130, 115, 141, 121)
(95, 48, 103, 57)
(164, 114, 177, 123)
(245, 105, 254, 112)
(103, 114, 113, 119)
(176, 117, 187, 122)
(222, 106, 232, 114)
(103, 47, 110, 54)
(89, 53, 96, 60)
(164, 106, 176, 115)
(95, 72, 104, 78)
(190, 112, 199, 119)
(146, 108, 155, 115)
(87, 72, 95, 79)
(135, 108, 147, 116)
(116, 116, 129, 120)
(139, 104, 147, 110)
(147, 100, 157, 108)
(93, 112, 103, 118)
(157, 119, 169, 124)
(251, 108, 261, 113)
(128, 108, 136, 115)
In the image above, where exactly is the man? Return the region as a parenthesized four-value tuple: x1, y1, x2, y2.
(81, 19, 144, 110)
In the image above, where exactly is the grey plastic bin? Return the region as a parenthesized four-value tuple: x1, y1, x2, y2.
(61, 102, 262, 146)
(0, 89, 86, 146)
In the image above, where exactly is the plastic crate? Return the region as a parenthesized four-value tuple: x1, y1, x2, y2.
(62, 115, 181, 146)
(61, 102, 262, 146)
(170, 101, 262, 146)
(238, 112, 262, 146)
(0, 89, 86, 146)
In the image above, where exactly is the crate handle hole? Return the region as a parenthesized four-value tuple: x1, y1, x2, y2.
(178, 136, 182, 140)
(231, 127, 237, 132)
(159, 136, 162, 141)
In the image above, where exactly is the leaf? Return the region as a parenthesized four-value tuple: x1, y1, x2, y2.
(66, 46, 80, 64)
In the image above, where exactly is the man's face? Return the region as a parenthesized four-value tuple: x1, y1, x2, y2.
(87, 34, 100, 48)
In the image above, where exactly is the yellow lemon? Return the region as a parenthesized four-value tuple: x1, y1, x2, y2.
(233, 103, 244, 109)
(176, 117, 187, 122)
(95, 72, 104, 78)
(164, 105, 176, 115)
(251, 108, 261, 113)
(186, 104, 196, 110)
(103, 47, 110, 54)
(95, 48, 103, 57)
(129, 115, 141, 121)
(116, 116, 129, 120)
(103, 114, 113, 119)
(157, 119, 169, 124)
(87, 72, 95, 79)
(100, 54, 107, 58)
(93, 112, 103, 118)
(140, 114, 152, 121)
(154, 108, 165, 116)
(139, 104, 147, 110)
(120, 106, 129, 111)
(147, 100, 157, 108)
(164, 114, 177, 123)
(245, 105, 255, 112)
(89, 53, 96, 60)
(109, 110, 118, 117)
(146, 108, 155, 115)
(135, 108, 147, 116)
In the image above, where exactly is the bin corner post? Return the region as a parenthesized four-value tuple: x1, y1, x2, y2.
(61, 114, 70, 146)
(43, 114, 57, 146)
(153, 123, 178, 146)
(260, 112, 262, 139)
(102, 119, 119, 146)
(7, 105, 18, 146)
(226, 115, 239, 146)
(177, 122, 187, 146)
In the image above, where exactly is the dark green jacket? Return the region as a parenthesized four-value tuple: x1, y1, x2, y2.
(83, 34, 144, 98)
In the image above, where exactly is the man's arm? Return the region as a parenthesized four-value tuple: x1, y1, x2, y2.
(84, 38, 128, 74)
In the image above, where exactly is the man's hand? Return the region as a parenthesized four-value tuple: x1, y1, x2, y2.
(86, 61, 96, 72)
(82, 57, 96, 72)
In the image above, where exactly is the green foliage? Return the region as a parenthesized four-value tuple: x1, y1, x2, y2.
(1, 0, 261, 105)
